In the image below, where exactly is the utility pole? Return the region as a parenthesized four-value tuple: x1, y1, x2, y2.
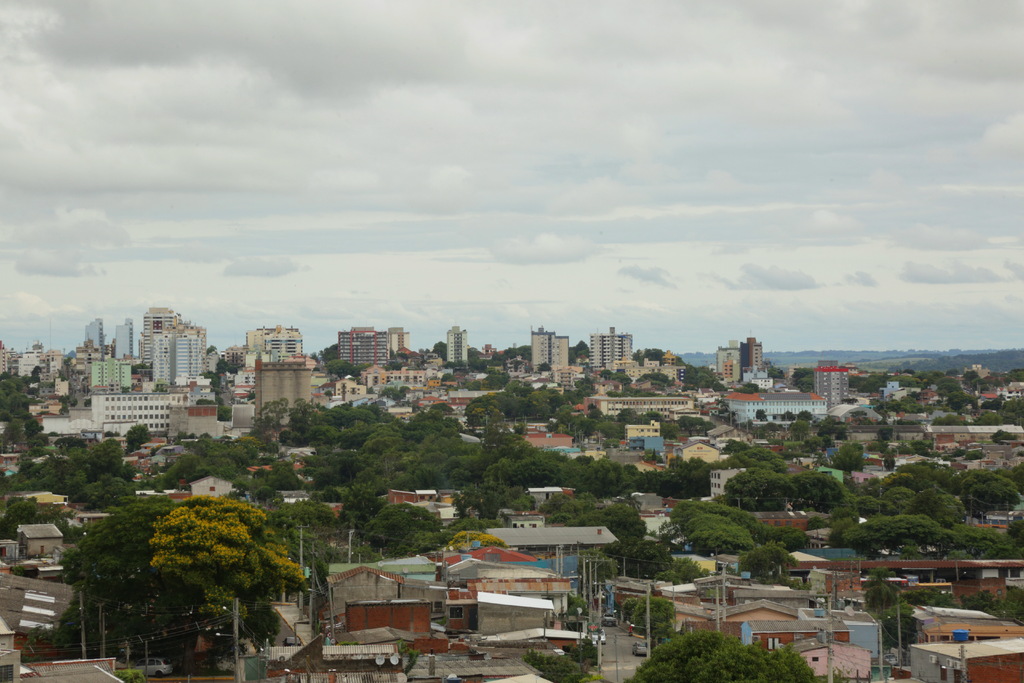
(99, 602, 106, 658)
(896, 598, 902, 668)
(878, 619, 887, 682)
(298, 526, 306, 612)
(79, 591, 87, 659)
(825, 594, 834, 683)
(347, 528, 355, 563)
(233, 597, 241, 683)
(960, 643, 968, 683)
(645, 582, 651, 659)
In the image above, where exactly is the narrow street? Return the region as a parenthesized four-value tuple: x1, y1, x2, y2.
(597, 624, 648, 683)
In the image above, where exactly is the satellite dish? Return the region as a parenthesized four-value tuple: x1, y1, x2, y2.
(389, 653, 400, 665)
(375, 655, 386, 666)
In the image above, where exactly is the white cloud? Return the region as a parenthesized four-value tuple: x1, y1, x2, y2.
(807, 209, 861, 234)
(1005, 261, 1024, 281)
(891, 224, 988, 251)
(723, 264, 820, 291)
(489, 233, 601, 265)
(618, 265, 676, 289)
(981, 113, 1024, 156)
(900, 262, 1003, 284)
(15, 249, 97, 277)
(223, 257, 301, 278)
(844, 271, 878, 287)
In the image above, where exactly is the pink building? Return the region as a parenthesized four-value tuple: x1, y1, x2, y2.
(791, 639, 872, 680)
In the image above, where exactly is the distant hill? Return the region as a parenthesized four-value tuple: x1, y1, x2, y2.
(675, 348, 1024, 372)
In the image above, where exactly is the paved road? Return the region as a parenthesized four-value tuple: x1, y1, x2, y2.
(597, 625, 649, 683)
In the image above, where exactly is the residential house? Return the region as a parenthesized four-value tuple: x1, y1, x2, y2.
(914, 605, 1024, 643)
(326, 566, 447, 618)
(17, 524, 63, 558)
(445, 590, 554, 635)
(669, 440, 722, 464)
(526, 487, 574, 508)
(911, 638, 1024, 683)
(742, 618, 850, 650)
(484, 527, 617, 555)
(791, 639, 872, 681)
(189, 475, 234, 498)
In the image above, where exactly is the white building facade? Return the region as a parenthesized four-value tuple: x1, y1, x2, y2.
(446, 326, 469, 364)
(589, 327, 633, 370)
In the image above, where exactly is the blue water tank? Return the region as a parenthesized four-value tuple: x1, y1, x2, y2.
(741, 571, 751, 580)
(952, 629, 969, 642)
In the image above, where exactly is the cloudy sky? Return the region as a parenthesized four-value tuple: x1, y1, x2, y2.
(2, 1, 1024, 356)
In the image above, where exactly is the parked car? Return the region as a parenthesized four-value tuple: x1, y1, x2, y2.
(632, 641, 648, 656)
(601, 614, 617, 627)
(590, 629, 607, 645)
(135, 658, 173, 677)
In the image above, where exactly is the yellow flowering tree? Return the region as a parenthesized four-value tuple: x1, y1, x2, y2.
(151, 496, 304, 610)
(150, 496, 304, 672)
(446, 531, 509, 550)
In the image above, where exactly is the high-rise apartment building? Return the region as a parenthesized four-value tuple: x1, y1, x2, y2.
(814, 361, 850, 409)
(531, 327, 570, 368)
(716, 340, 742, 382)
(85, 318, 105, 359)
(91, 358, 133, 392)
(114, 318, 134, 359)
(140, 307, 181, 366)
(387, 327, 411, 355)
(446, 326, 469, 365)
(739, 336, 764, 372)
(151, 327, 207, 384)
(589, 327, 633, 370)
(338, 327, 389, 366)
(246, 325, 303, 357)
(140, 307, 207, 383)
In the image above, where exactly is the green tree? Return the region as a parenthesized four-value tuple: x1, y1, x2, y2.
(629, 630, 816, 683)
(959, 470, 1020, 519)
(149, 497, 304, 671)
(864, 568, 899, 612)
(601, 539, 672, 579)
(846, 514, 948, 558)
(739, 542, 797, 584)
(622, 596, 675, 641)
(723, 469, 793, 511)
(125, 424, 151, 452)
(363, 503, 443, 556)
(831, 441, 865, 472)
(655, 558, 710, 584)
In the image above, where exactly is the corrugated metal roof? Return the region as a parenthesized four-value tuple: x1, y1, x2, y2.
(477, 592, 554, 610)
(485, 527, 617, 546)
(915, 637, 1024, 658)
(746, 619, 849, 633)
(322, 643, 399, 658)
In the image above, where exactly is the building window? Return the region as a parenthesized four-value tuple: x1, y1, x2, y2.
(0, 664, 13, 681)
(766, 637, 781, 650)
(449, 606, 464, 619)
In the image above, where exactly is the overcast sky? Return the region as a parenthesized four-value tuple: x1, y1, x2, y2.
(2, 1, 1024, 356)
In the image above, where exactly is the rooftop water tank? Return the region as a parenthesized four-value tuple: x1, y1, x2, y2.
(952, 629, 970, 642)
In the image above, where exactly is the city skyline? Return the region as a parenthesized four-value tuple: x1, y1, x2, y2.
(2, 3, 1023, 353)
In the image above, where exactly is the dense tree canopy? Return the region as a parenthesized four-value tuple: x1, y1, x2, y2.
(629, 630, 816, 683)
